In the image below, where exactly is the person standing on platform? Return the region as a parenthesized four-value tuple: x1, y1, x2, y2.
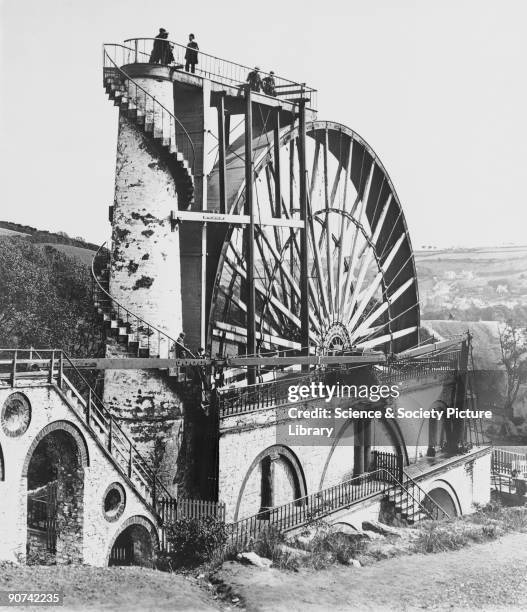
(246, 66, 263, 92)
(149, 28, 174, 65)
(262, 71, 277, 96)
(185, 33, 199, 73)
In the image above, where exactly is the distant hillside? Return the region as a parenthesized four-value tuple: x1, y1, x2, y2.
(415, 245, 527, 322)
(0, 220, 99, 251)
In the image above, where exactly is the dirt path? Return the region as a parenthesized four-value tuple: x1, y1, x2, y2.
(218, 532, 527, 611)
(0, 564, 220, 611)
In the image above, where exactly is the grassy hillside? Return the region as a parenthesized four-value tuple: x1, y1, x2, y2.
(0, 236, 102, 356)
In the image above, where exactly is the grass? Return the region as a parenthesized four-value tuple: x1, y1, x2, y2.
(226, 502, 527, 572)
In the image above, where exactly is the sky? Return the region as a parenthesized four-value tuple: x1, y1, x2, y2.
(1, 0, 526, 249)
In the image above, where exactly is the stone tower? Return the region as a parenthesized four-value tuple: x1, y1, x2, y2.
(101, 63, 194, 494)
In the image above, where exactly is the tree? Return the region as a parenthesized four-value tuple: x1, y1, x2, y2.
(498, 321, 527, 418)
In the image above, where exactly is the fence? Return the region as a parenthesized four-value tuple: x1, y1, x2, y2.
(217, 350, 461, 418)
(229, 470, 387, 550)
(372, 450, 403, 482)
(120, 37, 318, 110)
(376, 350, 461, 384)
(158, 498, 226, 552)
(218, 369, 325, 417)
(492, 448, 527, 478)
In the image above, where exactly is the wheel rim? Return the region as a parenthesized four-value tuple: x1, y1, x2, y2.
(208, 120, 420, 377)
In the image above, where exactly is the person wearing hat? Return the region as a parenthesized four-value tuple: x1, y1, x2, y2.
(149, 28, 174, 65)
(184, 33, 199, 73)
(246, 66, 263, 92)
(262, 71, 277, 97)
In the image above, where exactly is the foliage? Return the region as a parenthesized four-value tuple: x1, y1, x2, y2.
(0, 237, 102, 356)
(498, 321, 527, 417)
(165, 516, 228, 568)
(0, 220, 98, 250)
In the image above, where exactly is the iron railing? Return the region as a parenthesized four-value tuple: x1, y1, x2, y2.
(27, 480, 57, 553)
(375, 350, 461, 384)
(0, 348, 174, 507)
(103, 43, 196, 174)
(492, 448, 527, 478)
(372, 451, 451, 522)
(120, 37, 318, 110)
(91, 243, 196, 362)
(228, 466, 451, 549)
(218, 369, 325, 417)
(217, 350, 461, 418)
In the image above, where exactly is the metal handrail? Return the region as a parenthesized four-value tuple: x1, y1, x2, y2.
(91, 242, 194, 360)
(229, 466, 450, 546)
(402, 469, 452, 521)
(122, 37, 317, 109)
(103, 44, 196, 173)
(58, 350, 174, 503)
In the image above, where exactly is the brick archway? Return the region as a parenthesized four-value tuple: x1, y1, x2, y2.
(234, 445, 307, 521)
(106, 515, 159, 567)
(22, 420, 89, 477)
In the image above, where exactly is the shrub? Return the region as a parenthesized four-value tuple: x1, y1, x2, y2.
(165, 516, 228, 568)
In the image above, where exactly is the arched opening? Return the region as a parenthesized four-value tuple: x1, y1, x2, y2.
(234, 445, 307, 520)
(109, 520, 156, 567)
(424, 487, 458, 517)
(25, 424, 87, 564)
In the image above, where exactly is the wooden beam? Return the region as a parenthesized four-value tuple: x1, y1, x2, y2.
(245, 86, 256, 384)
(217, 93, 227, 214)
(274, 108, 282, 218)
(298, 100, 310, 365)
(171, 209, 304, 228)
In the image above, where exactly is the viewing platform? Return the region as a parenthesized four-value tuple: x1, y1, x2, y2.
(104, 38, 318, 116)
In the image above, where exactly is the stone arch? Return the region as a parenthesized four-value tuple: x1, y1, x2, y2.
(107, 515, 159, 567)
(425, 479, 462, 517)
(22, 420, 89, 477)
(234, 445, 307, 521)
(319, 414, 407, 489)
(0, 440, 4, 481)
(24, 421, 89, 564)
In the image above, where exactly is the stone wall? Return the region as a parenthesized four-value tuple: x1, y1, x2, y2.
(0, 384, 159, 566)
(218, 375, 459, 522)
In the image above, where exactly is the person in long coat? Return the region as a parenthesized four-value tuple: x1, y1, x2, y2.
(246, 67, 263, 92)
(185, 33, 199, 73)
(262, 71, 277, 96)
(149, 28, 174, 65)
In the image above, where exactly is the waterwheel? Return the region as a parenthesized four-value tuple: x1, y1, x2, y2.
(208, 120, 420, 381)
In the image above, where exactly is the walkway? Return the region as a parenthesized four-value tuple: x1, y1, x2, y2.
(218, 531, 527, 611)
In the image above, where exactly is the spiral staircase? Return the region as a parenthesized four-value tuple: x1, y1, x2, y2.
(103, 46, 195, 208)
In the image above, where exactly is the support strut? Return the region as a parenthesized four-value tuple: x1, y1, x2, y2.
(298, 100, 310, 366)
(244, 86, 257, 383)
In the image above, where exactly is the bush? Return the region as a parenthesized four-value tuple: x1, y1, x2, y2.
(165, 516, 228, 568)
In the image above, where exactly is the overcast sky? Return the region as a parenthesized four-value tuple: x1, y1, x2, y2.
(1, 0, 526, 248)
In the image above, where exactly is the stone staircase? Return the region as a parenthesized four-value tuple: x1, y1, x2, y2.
(384, 471, 450, 525)
(102, 60, 194, 208)
(44, 352, 174, 508)
(92, 256, 160, 360)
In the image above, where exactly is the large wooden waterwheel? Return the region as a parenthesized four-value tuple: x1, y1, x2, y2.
(207, 120, 419, 380)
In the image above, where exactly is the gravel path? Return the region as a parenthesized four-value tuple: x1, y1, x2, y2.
(218, 532, 527, 611)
